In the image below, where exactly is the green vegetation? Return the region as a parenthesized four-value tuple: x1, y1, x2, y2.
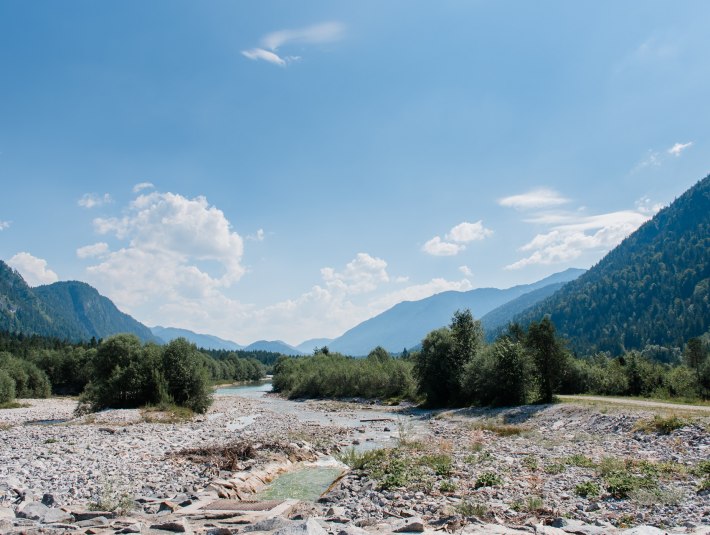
(475, 472, 502, 488)
(633, 415, 688, 435)
(575, 481, 600, 498)
(0, 329, 265, 411)
(272, 347, 415, 400)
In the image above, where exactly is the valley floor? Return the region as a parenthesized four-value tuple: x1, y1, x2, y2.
(0, 393, 708, 535)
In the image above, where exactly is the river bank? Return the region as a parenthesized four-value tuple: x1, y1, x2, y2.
(0, 388, 708, 534)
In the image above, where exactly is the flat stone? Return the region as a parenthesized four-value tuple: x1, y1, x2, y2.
(393, 518, 426, 533)
(117, 523, 143, 533)
(0, 508, 15, 520)
(17, 501, 50, 521)
(77, 516, 110, 528)
(620, 527, 675, 535)
(273, 518, 328, 535)
(42, 507, 73, 524)
(244, 517, 294, 532)
(72, 509, 118, 521)
(550, 518, 607, 535)
(150, 519, 193, 533)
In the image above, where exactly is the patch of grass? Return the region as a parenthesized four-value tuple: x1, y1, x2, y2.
(567, 454, 595, 468)
(0, 401, 30, 409)
(469, 421, 526, 436)
(439, 479, 456, 493)
(475, 471, 502, 488)
(456, 500, 488, 518)
(545, 462, 566, 475)
(604, 470, 656, 499)
(697, 477, 710, 493)
(140, 403, 194, 423)
(692, 460, 710, 476)
(511, 495, 544, 513)
(522, 455, 538, 471)
(598, 456, 626, 476)
(419, 454, 452, 476)
(629, 486, 684, 506)
(44, 438, 59, 444)
(339, 447, 419, 490)
(89, 478, 134, 514)
(465, 450, 492, 465)
(575, 480, 600, 498)
(633, 415, 688, 435)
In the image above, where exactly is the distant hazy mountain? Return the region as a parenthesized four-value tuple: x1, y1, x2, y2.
(328, 268, 585, 355)
(244, 340, 304, 356)
(295, 338, 334, 354)
(514, 174, 710, 354)
(0, 262, 157, 343)
(151, 326, 243, 350)
(480, 281, 570, 339)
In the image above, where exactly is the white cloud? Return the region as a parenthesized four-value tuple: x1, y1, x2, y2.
(247, 228, 265, 242)
(668, 141, 693, 157)
(7, 252, 59, 286)
(0, 220, 10, 230)
(423, 220, 492, 256)
(445, 221, 493, 243)
(242, 48, 287, 67)
(635, 196, 664, 216)
(321, 253, 389, 295)
(243, 21, 344, 66)
(422, 236, 465, 256)
(76, 242, 109, 259)
(133, 182, 155, 193)
(459, 265, 473, 277)
(498, 188, 570, 210)
(86, 191, 245, 310)
(506, 209, 650, 270)
(78, 193, 112, 209)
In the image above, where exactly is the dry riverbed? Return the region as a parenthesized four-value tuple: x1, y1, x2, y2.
(0, 393, 708, 535)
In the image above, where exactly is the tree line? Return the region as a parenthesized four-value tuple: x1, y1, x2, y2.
(0, 331, 267, 411)
(272, 310, 710, 407)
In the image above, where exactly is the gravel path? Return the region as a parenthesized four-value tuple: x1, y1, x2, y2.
(559, 395, 710, 413)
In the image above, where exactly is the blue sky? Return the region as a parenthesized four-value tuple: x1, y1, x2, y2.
(1, 1, 708, 345)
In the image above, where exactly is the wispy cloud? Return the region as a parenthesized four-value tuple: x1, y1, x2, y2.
(668, 141, 693, 157)
(459, 265, 473, 277)
(133, 182, 155, 193)
(498, 188, 570, 210)
(7, 252, 59, 286)
(78, 193, 112, 209)
(0, 220, 10, 231)
(633, 141, 694, 172)
(247, 228, 265, 242)
(242, 21, 344, 67)
(422, 220, 492, 257)
(505, 194, 660, 270)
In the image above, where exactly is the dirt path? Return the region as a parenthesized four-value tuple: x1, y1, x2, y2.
(559, 394, 710, 413)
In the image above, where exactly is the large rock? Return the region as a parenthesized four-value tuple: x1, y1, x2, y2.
(273, 518, 328, 535)
(42, 507, 73, 524)
(620, 527, 680, 535)
(550, 518, 607, 535)
(393, 518, 426, 533)
(17, 501, 49, 521)
(244, 517, 294, 533)
(0, 508, 14, 520)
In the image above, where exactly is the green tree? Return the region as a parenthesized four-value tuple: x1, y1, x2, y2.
(684, 338, 707, 392)
(414, 328, 454, 406)
(0, 369, 15, 404)
(367, 346, 390, 363)
(448, 309, 484, 403)
(161, 338, 213, 413)
(525, 317, 569, 403)
(489, 337, 529, 406)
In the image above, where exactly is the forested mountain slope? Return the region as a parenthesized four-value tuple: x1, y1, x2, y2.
(0, 261, 157, 343)
(514, 174, 710, 354)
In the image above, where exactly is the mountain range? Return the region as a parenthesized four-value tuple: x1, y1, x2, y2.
(326, 268, 585, 355)
(2, 174, 706, 356)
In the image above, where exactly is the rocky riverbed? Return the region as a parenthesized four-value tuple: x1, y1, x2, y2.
(0, 392, 708, 535)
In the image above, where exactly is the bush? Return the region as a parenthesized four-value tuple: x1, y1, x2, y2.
(0, 353, 51, 398)
(0, 369, 15, 404)
(575, 481, 600, 498)
(475, 472, 502, 488)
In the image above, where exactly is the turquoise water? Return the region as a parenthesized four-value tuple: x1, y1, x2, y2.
(256, 466, 345, 502)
